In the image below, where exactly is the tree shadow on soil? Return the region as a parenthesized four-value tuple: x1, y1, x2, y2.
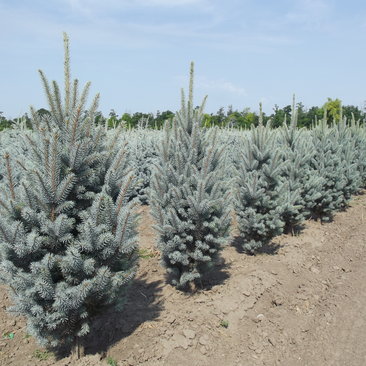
(199, 258, 231, 290)
(231, 236, 282, 255)
(166, 256, 231, 293)
(283, 223, 306, 236)
(52, 274, 163, 359)
(83, 275, 163, 356)
(309, 211, 335, 224)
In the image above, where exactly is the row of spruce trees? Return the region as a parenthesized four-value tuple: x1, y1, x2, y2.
(0, 34, 365, 356)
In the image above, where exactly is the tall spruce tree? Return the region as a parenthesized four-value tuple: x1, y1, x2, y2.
(0, 33, 139, 353)
(149, 63, 231, 289)
(235, 123, 284, 253)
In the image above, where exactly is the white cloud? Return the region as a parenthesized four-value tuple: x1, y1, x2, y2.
(0, 0, 295, 54)
(285, 0, 331, 29)
(197, 76, 246, 96)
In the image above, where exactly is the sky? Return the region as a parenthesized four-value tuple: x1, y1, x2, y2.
(1, 0, 366, 118)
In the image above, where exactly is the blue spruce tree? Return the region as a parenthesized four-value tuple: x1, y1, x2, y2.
(309, 118, 346, 221)
(149, 63, 231, 289)
(333, 118, 361, 207)
(0, 34, 139, 355)
(126, 127, 159, 204)
(349, 118, 366, 186)
(235, 122, 284, 253)
(278, 98, 323, 232)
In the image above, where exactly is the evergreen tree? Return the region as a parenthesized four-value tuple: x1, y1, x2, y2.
(126, 127, 159, 204)
(333, 118, 361, 206)
(295, 130, 325, 219)
(278, 125, 305, 232)
(349, 119, 366, 186)
(309, 119, 346, 221)
(235, 124, 284, 253)
(0, 33, 139, 353)
(149, 63, 231, 289)
(278, 97, 323, 232)
(218, 127, 245, 187)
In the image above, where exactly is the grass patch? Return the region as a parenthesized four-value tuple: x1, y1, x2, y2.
(138, 248, 158, 259)
(220, 320, 229, 328)
(2, 332, 14, 340)
(107, 356, 118, 366)
(33, 349, 52, 361)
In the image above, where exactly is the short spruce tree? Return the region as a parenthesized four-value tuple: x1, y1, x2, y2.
(309, 118, 346, 221)
(278, 101, 323, 232)
(235, 122, 284, 253)
(295, 130, 325, 219)
(278, 124, 305, 233)
(149, 63, 231, 289)
(0, 34, 139, 353)
(126, 127, 159, 204)
(333, 118, 362, 206)
(349, 118, 366, 186)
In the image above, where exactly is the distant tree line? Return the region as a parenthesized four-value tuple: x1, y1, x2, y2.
(1, 98, 365, 131)
(202, 98, 365, 128)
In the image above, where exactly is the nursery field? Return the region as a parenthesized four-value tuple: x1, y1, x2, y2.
(2, 35, 366, 366)
(1, 194, 366, 366)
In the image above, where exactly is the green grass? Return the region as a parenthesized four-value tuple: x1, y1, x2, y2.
(138, 248, 157, 259)
(33, 349, 52, 361)
(220, 320, 229, 328)
(2, 332, 14, 340)
(107, 356, 118, 366)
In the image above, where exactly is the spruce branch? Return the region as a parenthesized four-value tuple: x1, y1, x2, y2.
(38, 70, 57, 119)
(71, 79, 79, 114)
(52, 80, 64, 123)
(259, 102, 263, 126)
(4, 153, 15, 200)
(63, 32, 71, 115)
(116, 174, 134, 216)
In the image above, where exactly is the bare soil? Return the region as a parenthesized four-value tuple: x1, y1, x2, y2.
(1, 194, 366, 366)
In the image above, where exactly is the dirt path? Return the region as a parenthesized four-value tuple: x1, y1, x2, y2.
(291, 259, 366, 366)
(280, 213, 366, 366)
(0, 195, 366, 366)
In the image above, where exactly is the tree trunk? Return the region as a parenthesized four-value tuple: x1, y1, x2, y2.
(72, 337, 85, 359)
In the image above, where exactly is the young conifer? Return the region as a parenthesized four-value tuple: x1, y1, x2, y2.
(333, 118, 361, 206)
(278, 97, 323, 231)
(149, 63, 231, 289)
(235, 122, 284, 253)
(349, 119, 366, 186)
(126, 127, 159, 204)
(0, 33, 139, 353)
(309, 118, 346, 221)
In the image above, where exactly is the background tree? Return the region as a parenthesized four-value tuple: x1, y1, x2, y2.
(323, 98, 342, 124)
(0, 112, 12, 131)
